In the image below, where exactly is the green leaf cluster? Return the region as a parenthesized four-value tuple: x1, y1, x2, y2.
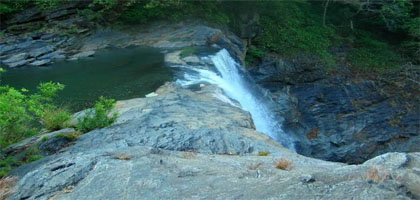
(0, 81, 70, 148)
(76, 97, 117, 133)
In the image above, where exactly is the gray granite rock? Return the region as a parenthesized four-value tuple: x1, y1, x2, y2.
(69, 50, 95, 60)
(38, 50, 66, 60)
(0, 44, 16, 55)
(30, 59, 51, 66)
(29, 45, 54, 58)
(3, 53, 28, 64)
(7, 59, 29, 68)
(8, 83, 420, 199)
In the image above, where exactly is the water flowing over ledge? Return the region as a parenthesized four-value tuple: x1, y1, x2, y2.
(176, 49, 296, 150)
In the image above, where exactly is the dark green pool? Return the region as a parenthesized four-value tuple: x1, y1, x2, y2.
(1, 47, 172, 111)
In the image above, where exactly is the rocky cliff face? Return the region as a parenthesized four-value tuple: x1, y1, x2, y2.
(249, 54, 420, 164)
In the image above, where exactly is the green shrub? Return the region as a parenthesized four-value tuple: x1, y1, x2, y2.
(0, 87, 33, 147)
(0, 157, 16, 176)
(402, 17, 420, 63)
(258, 151, 270, 156)
(0, 0, 30, 16)
(348, 31, 403, 71)
(245, 46, 266, 66)
(253, 1, 334, 65)
(119, 1, 228, 25)
(77, 9, 104, 22)
(22, 145, 42, 163)
(34, 0, 61, 10)
(40, 136, 49, 142)
(0, 81, 66, 148)
(90, 0, 119, 11)
(41, 108, 71, 131)
(76, 97, 117, 133)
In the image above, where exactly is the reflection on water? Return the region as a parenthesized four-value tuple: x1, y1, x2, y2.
(2, 47, 172, 111)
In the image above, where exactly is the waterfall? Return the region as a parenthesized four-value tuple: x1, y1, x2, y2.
(176, 49, 295, 150)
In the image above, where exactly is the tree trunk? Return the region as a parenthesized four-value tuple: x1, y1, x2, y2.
(323, 0, 330, 27)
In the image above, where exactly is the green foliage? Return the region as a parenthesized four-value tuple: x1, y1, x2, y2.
(40, 136, 49, 142)
(258, 151, 270, 156)
(0, 145, 43, 177)
(179, 47, 198, 58)
(0, 87, 33, 147)
(402, 17, 420, 63)
(248, 46, 266, 59)
(77, 9, 104, 22)
(380, 0, 413, 32)
(348, 31, 402, 71)
(117, 1, 229, 25)
(0, 0, 61, 15)
(253, 1, 334, 65)
(34, 0, 61, 10)
(0, 166, 12, 177)
(405, 17, 420, 39)
(41, 108, 71, 131)
(26, 155, 43, 162)
(0, 0, 30, 15)
(245, 46, 266, 66)
(0, 157, 15, 178)
(91, 0, 118, 10)
(55, 131, 81, 141)
(0, 82, 66, 148)
(77, 97, 117, 133)
(23, 145, 42, 163)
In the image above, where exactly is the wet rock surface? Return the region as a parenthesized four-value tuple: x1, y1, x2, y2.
(249, 55, 420, 164)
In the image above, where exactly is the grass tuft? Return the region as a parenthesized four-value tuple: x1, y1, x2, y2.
(258, 151, 270, 156)
(275, 158, 294, 171)
(364, 166, 391, 183)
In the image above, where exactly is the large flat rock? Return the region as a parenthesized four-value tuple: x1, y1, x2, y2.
(7, 83, 420, 200)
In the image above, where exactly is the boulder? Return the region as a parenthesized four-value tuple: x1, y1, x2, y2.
(3, 53, 28, 64)
(6, 1, 90, 25)
(46, 9, 76, 20)
(30, 59, 51, 66)
(40, 33, 56, 40)
(14, 40, 33, 49)
(6, 59, 29, 68)
(7, 8, 43, 25)
(16, 40, 48, 50)
(69, 50, 95, 60)
(145, 92, 158, 98)
(38, 50, 66, 60)
(29, 45, 54, 58)
(0, 44, 16, 55)
(182, 55, 201, 64)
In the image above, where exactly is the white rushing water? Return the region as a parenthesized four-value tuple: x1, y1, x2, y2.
(176, 49, 295, 150)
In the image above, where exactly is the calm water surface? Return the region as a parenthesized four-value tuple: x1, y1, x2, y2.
(2, 47, 172, 111)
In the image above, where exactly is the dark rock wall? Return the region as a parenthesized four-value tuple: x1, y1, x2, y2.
(249, 55, 420, 164)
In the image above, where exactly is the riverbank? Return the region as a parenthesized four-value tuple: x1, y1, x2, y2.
(1, 22, 419, 199)
(1, 16, 418, 163)
(1, 2, 419, 198)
